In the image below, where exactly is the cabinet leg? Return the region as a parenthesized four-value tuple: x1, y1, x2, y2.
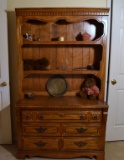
(17, 153, 26, 159)
(96, 154, 104, 160)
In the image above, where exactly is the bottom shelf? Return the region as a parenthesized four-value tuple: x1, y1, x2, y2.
(16, 96, 108, 109)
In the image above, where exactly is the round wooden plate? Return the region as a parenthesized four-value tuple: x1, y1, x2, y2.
(46, 75, 68, 97)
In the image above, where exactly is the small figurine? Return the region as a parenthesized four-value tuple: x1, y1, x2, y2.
(76, 78, 99, 100)
(34, 57, 50, 70)
(23, 59, 34, 70)
(82, 32, 91, 41)
(23, 57, 50, 71)
(23, 33, 33, 41)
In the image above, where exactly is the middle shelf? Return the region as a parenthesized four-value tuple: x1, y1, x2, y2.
(24, 69, 100, 77)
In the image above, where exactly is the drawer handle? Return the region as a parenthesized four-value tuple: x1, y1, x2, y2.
(59, 113, 65, 117)
(92, 114, 99, 120)
(38, 114, 44, 120)
(35, 127, 47, 133)
(76, 127, 88, 133)
(80, 115, 86, 120)
(74, 141, 87, 147)
(25, 114, 31, 120)
(35, 141, 47, 147)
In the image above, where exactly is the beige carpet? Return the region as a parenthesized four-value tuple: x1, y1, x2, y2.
(0, 141, 124, 160)
(25, 158, 95, 160)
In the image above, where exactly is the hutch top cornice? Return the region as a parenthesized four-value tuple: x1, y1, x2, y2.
(15, 8, 109, 16)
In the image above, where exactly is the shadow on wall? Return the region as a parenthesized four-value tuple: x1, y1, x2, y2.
(7, 11, 18, 142)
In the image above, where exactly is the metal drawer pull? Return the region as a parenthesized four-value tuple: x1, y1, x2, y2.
(35, 141, 47, 147)
(59, 113, 65, 117)
(80, 115, 86, 120)
(93, 114, 99, 120)
(25, 114, 31, 120)
(35, 127, 47, 133)
(38, 115, 44, 120)
(76, 127, 88, 133)
(74, 141, 87, 147)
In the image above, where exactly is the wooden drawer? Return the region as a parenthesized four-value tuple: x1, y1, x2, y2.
(35, 111, 89, 122)
(21, 111, 102, 122)
(22, 137, 100, 151)
(89, 111, 102, 122)
(22, 137, 58, 150)
(63, 123, 102, 136)
(22, 123, 102, 137)
(63, 137, 100, 151)
(22, 123, 59, 136)
(22, 111, 34, 122)
(22, 111, 89, 122)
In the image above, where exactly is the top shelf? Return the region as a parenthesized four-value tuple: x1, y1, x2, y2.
(22, 38, 103, 45)
(21, 18, 105, 44)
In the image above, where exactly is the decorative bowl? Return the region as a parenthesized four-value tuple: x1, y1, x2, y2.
(46, 75, 68, 97)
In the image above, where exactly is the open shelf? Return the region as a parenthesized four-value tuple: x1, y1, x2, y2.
(18, 7, 108, 101)
(21, 18, 104, 45)
(17, 96, 107, 108)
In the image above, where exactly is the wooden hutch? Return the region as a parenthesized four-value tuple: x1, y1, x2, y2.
(15, 8, 109, 160)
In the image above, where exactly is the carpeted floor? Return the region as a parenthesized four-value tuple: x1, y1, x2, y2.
(0, 141, 124, 160)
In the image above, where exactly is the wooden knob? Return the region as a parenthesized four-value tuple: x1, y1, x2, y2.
(59, 113, 65, 117)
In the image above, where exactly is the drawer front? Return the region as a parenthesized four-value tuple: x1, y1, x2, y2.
(63, 123, 102, 136)
(22, 111, 102, 122)
(89, 111, 102, 122)
(22, 137, 58, 150)
(22, 111, 34, 122)
(63, 137, 100, 151)
(22, 111, 89, 122)
(22, 137, 100, 151)
(22, 123, 59, 136)
(35, 111, 89, 121)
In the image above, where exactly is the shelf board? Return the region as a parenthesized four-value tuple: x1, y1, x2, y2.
(24, 69, 100, 77)
(16, 96, 108, 109)
(22, 39, 102, 45)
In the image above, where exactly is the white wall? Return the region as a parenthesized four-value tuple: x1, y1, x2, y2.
(8, 0, 107, 11)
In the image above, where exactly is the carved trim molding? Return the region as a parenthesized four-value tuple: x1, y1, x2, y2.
(21, 107, 103, 111)
(15, 8, 109, 16)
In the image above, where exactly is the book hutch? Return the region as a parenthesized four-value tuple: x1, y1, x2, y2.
(15, 8, 109, 160)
